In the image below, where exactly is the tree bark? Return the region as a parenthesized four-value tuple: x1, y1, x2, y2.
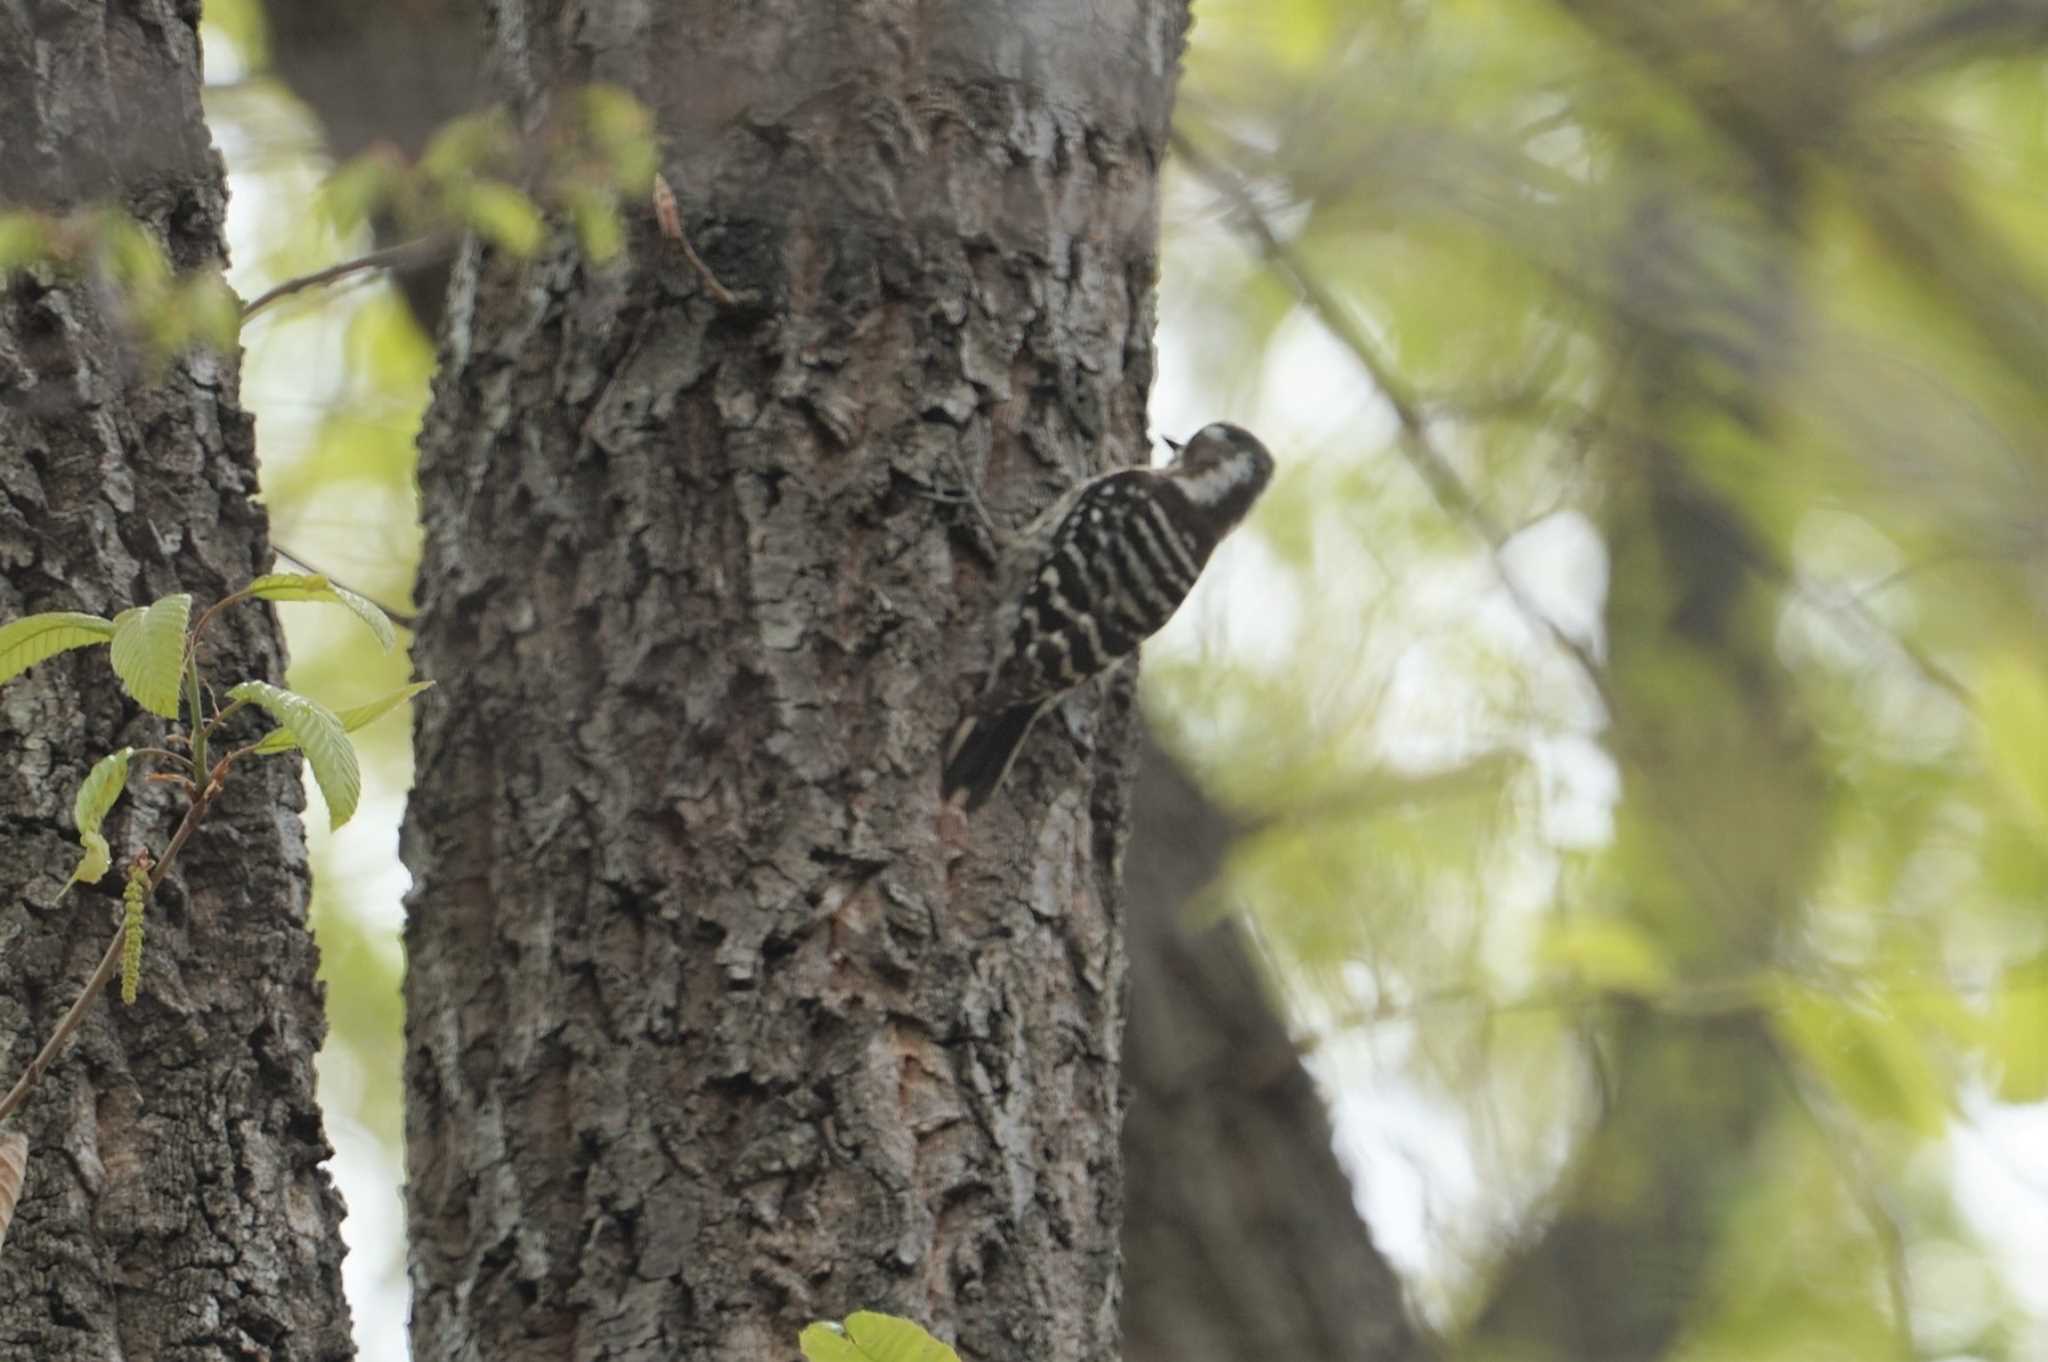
(1122, 737, 1431, 1362)
(0, 2, 354, 1358)
(400, 4, 1187, 1359)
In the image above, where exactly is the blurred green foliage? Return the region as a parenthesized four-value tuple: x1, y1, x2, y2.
(0, 209, 240, 362)
(1152, 1, 2048, 1357)
(318, 89, 655, 261)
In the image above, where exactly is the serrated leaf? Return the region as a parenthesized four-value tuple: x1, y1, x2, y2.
(0, 611, 116, 687)
(109, 593, 192, 717)
(251, 680, 434, 754)
(65, 747, 133, 889)
(798, 1313, 961, 1362)
(227, 681, 360, 829)
(244, 573, 399, 650)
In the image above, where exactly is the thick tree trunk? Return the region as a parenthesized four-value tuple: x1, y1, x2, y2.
(1122, 738, 1431, 1362)
(401, 4, 1187, 1359)
(0, 3, 354, 1358)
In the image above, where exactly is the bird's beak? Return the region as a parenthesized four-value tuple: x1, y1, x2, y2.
(1162, 436, 1185, 454)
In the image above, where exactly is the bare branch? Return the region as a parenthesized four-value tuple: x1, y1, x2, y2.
(653, 171, 746, 306)
(0, 781, 221, 1126)
(239, 234, 453, 324)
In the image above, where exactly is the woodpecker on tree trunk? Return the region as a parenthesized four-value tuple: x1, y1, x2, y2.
(942, 422, 1275, 811)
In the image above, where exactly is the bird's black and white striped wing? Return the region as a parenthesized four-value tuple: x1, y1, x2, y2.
(983, 469, 1210, 710)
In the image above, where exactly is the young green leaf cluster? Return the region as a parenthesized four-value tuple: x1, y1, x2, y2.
(0, 574, 429, 1107)
(1, 574, 415, 863)
(0, 208, 240, 359)
(320, 85, 658, 265)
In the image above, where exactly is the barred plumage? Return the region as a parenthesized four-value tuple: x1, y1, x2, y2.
(942, 422, 1275, 811)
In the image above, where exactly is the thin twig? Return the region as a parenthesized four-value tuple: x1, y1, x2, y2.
(239, 234, 452, 324)
(0, 779, 219, 1126)
(1170, 129, 1615, 710)
(1854, 0, 2048, 73)
(1764, 1042, 1919, 1355)
(269, 544, 419, 629)
(675, 228, 739, 305)
(652, 171, 743, 305)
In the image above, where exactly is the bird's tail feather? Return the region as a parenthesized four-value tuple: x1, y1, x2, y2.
(941, 702, 1045, 811)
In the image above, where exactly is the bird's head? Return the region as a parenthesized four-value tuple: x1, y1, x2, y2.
(1163, 422, 1274, 530)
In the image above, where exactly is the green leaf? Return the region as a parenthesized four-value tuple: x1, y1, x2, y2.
(460, 181, 546, 257)
(798, 1313, 961, 1362)
(108, 593, 192, 718)
(0, 611, 116, 687)
(65, 747, 133, 890)
(1539, 917, 1672, 997)
(96, 214, 171, 295)
(227, 681, 361, 829)
(0, 212, 53, 270)
(1771, 984, 1948, 1139)
(567, 186, 625, 264)
(244, 573, 400, 650)
(421, 111, 513, 183)
(318, 149, 405, 237)
(577, 84, 658, 190)
(182, 272, 243, 350)
(250, 681, 434, 755)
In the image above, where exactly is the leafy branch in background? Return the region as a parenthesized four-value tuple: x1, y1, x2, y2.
(257, 82, 660, 321)
(319, 85, 657, 264)
(0, 209, 242, 360)
(1, 83, 661, 352)
(0, 575, 428, 1243)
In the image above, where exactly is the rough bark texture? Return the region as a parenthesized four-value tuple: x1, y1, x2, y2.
(400, 4, 1188, 1360)
(1122, 737, 1431, 1362)
(0, 3, 354, 1358)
